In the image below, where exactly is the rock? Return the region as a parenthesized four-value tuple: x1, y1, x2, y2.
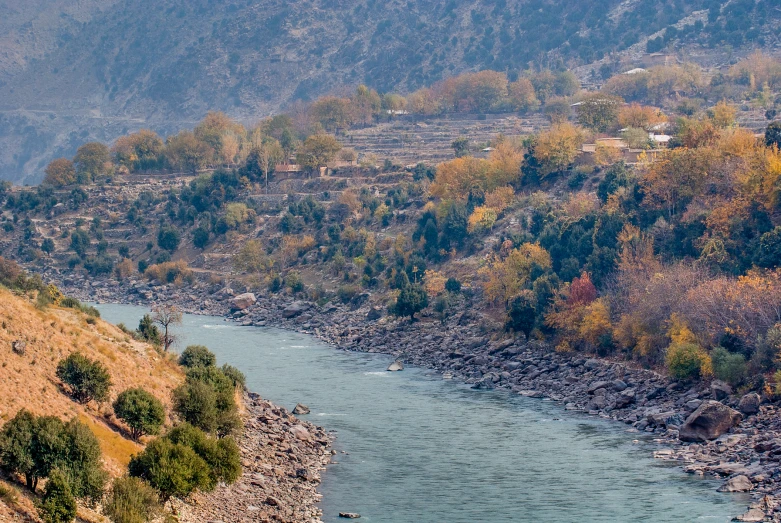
(614, 389, 636, 408)
(711, 380, 733, 400)
(588, 381, 610, 394)
(679, 400, 742, 442)
(293, 403, 310, 415)
(230, 293, 257, 310)
(283, 301, 311, 318)
(366, 307, 383, 321)
(339, 513, 361, 519)
(734, 508, 766, 522)
(289, 425, 312, 441)
(11, 340, 26, 355)
(717, 475, 753, 493)
(738, 393, 761, 416)
(387, 361, 404, 371)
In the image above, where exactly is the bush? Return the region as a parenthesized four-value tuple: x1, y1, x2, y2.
(136, 315, 161, 345)
(337, 284, 359, 304)
(444, 277, 462, 294)
(180, 367, 242, 437)
(164, 424, 241, 487)
(38, 469, 77, 523)
(56, 353, 112, 404)
(390, 285, 429, 320)
(220, 364, 246, 389)
(113, 389, 166, 441)
(156, 226, 180, 252)
(285, 271, 304, 293)
(103, 476, 160, 523)
(128, 438, 211, 501)
(665, 342, 712, 381)
(144, 260, 193, 285)
(179, 345, 216, 369)
(506, 293, 536, 338)
(0, 411, 106, 498)
(172, 380, 218, 434)
(711, 347, 748, 386)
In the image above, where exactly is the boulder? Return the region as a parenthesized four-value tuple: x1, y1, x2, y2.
(710, 380, 733, 400)
(614, 389, 636, 408)
(11, 340, 26, 355)
(289, 425, 311, 441)
(230, 292, 257, 310)
(679, 400, 742, 442)
(339, 513, 361, 519)
(717, 474, 752, 493)
(283, 301, 311, 318)
(738, 393, 761, 416)
(293, 403, 310, 415)
(587, 381, 610, 394)
(387, 361, 404, 372)
(366, 307, 383, 321)
(735, 508, 766, 522)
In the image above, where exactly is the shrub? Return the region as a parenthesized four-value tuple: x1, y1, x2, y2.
(144, 260, 193, 285)
(38, 469, 77, 523)
(390, 285, 429, 320)
(444, 277, 462, 294)
(103, 476, 160, 523)
(506, 293, 536, 338)
(56, 353, 112, 404)
(136, 315, 161, 345)
(113, 389, 166, 441)
(179, 345, 216, 369)
(164, 424, 241, 487)
(156, 226, 180, 252)
(665, 342, 712, 380)
(172, 380, 218, 434)
(711, 347, 748, 386)
(220, 364, 246, 389)
(128, 438, 211, 501)
(285, 271, 304, 293)
(337, 284, 359, 304)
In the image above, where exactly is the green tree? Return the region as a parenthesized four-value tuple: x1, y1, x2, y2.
(103, 476, 160, 523)
(172, 380, 218, 434)
(576, 94, 623, 132)
(390, 285, 429, 320)
(38, 469, 77, 523)
(70, 229, 90, 258)
(766, 121, 781, 148)
(41, 238, 55, 255)
(128, 438, 211, 501)
(179, 345, 216, 368)
(74, 142, 111, 184)
(56, 353, 112, 404)
(60, 418, 107, 503)
(136, 315, 161, 345)
(0, 409, 36, 488)
(113, 389, 166, 441)
(506, 293, 537, 338)
(164, 423, 241, 487)
(451, 137, 470, 158)
(157, 226, 180, 252)
(754, 227, 781, 268)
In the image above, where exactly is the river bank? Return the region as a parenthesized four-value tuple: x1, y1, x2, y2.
(175, 393, 332, 523)
(53, 272, 781, 521)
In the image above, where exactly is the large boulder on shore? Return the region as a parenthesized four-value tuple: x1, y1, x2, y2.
(283, 301, 311, 318)
(738, 393, 761, 415)
(679, 400, 742, 442)
(230, 292, 256, 310)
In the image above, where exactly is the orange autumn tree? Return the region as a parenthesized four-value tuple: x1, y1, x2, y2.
(480, 243, 551, 305)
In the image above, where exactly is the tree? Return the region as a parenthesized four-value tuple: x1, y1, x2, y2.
(113, 389, 166, 441)
(508, 78, 538, 112)
(576, 94, 623, 132)
(710, 100, 736, 128)
(70, 229, 90, 258)
(56, 353, 112, 404)
(350, 85, 382, 126)
(390, 285, 428, 320)
(103, 476, 161, 523)
(172, 379, 218, 434)
(0, 409, 36, 489)
(128, 438, 211, 501)
(179, 345, 216, 368)
(156, 226, 180, 252)
(112, 130, 164, 172)
(451, 137, 470, 158)
(530, 123, 584, 178)
(640, 147, 715, 218)
(193, 227, 210, 249)
(38, 469, 77, 523)
(41, 238, 55, 255)
(480, 243, 552, 305)
(136, 315, 161, 345)
(152, 304, 182, 352)
(766, 121, 781, 149)
(506, 292, 537, 337)
(754, 227, 781, 268)
(74, 142, 111, 183)
(310, 96, 352, 131)
(617, 104, 665, 130)
(43, 159, 76, 187)
(165, 131, 213, 173)
(164, 423, 241, 487)
(296, 134, 342, 172)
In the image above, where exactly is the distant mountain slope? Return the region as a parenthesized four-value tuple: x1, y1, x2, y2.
(0, 0, 778, 184)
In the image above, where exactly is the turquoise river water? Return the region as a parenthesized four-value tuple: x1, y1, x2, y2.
(96, 303, 749, 523)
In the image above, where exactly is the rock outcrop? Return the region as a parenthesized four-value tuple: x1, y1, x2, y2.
(230, 292, 257, 310)
(679, 401, 742, 442)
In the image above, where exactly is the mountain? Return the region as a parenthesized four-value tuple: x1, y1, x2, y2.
(0, 0, 778, 184)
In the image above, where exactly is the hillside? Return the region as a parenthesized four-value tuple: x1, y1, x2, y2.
(1, 0, 779, 184)
(0, 284, 182, 521)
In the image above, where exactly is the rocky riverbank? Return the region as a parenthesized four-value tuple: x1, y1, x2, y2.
(176, 393, 332, 523)
(50, 272, 781, 522)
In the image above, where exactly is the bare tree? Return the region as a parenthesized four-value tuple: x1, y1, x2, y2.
(152, 304, 182, 351)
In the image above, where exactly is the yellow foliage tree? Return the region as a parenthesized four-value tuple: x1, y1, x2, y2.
(480, 243, 551, 305)
(532, 123, 584, 178)
(467, 206, 498, 233)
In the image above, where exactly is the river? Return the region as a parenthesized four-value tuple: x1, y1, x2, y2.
(96, 303, 749, 522)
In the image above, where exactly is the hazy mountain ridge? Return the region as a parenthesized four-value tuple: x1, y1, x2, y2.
(0, 0, 778, 183)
